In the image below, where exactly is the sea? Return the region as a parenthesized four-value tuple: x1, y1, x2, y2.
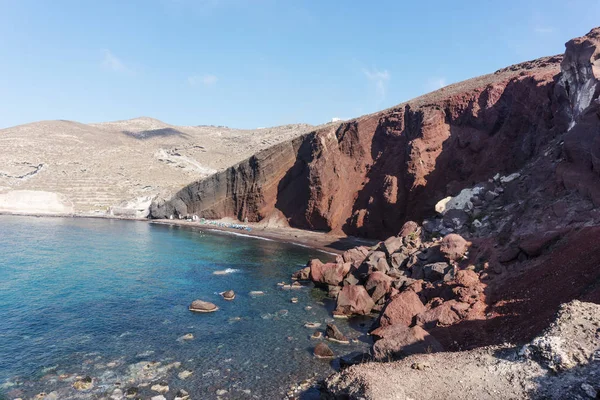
(0, 215, 371, 399)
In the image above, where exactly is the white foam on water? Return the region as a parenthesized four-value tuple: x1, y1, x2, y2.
(206, 228, 275, 242)
(212, 268, 240, 275)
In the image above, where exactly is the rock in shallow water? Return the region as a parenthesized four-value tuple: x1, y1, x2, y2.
(72, 376, 93, 391)
(326, 323, 349, 344)
(314, 343, 335, 359)
(189, 299, 218, 313)
(220, 290, 235, 300)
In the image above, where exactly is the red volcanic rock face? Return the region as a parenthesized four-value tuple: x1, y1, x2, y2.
(152, 51, 568, 239)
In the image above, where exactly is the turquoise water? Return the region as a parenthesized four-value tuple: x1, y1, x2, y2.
(0, 216, 370, 399)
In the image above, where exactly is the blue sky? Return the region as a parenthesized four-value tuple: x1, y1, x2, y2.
(0, 0, 598, 129)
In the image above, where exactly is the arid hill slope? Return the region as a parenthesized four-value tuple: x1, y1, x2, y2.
(0, 118, 314, 216)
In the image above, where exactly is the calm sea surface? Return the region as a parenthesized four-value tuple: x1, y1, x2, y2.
(0, 215, 370, 399)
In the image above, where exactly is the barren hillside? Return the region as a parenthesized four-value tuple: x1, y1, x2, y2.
(0, 117, 314, 216)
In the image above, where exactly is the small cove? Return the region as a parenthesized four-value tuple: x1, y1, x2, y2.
(0, 215, 372, 399)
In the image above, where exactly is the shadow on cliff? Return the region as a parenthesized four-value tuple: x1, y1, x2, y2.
(341, 70, 567, 240)
(429, 226, 600, 351)
(273, 133, 332, 231)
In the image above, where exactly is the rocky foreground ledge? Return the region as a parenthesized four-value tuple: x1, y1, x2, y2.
(323, 300, 600, 399)
(292, 219, 600, 398)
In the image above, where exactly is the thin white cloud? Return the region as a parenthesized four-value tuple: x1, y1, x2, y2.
(425, 77, 447, 92)
(188, 74, 218, 87)
(101, 49, 128, 72)
(363, 68, 390, 101)
(534, 26, 555, 34)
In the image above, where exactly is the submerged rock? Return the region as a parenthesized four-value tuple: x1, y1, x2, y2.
(326, 323, 349, 344)
(72, 376, 93, 391)
(314, 343, 335, 359)
(151, 381, 169, 393)
(221, 290, 235, 300)
(189, 300, 218, 313)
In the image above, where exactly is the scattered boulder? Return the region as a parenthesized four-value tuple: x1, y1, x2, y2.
(382, 236, 404, 256)
(310, 259, 351, 286)
(314, 343, 335, 359)
(189, 300, 219, 313)
(442, 209, 469, 229)
(362, 251, 390, 274)
(151, 382, 169, 394)
(454, 269, 480, 288)
(178, 333, 194, 341)
(175, 389, 190, 400)
(364, 272, 393, 304)
(342, 246, 370, 266)
(423, 262, 452, 282)
(220, 290, 235, 300)
(326, 323, 350, 344)
(334, 285, 375, 316)
(439, 234, 469, 261)
(378, 290, 425, 328)
(390, 252, 409, 269)
(398, 221, 420, 238)
(518, 231, 561, 257)
(292, 266, 311, 281)
(370, 324, 443, 361)
(415, 301, 461, 329)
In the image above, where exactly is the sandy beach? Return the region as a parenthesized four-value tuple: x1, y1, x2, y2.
(150, 219, 377, 255)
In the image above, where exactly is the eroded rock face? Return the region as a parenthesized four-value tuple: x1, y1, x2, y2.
(151, 53, 568, 239)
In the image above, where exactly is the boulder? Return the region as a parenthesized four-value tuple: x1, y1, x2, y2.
(382, 236, 403, 256)
(442, 209, 469, 229)
(423, 262, 452, 282)
(364, 272, 393, 304)
(518, 232, 561, 257)
(314, 343, 335, 359)
(371, 324, 443, 361)
(334, 285, 375, 316)
(326, 323, 350, 344)
(220, 290, 235, 301)
(398, 221, 420, 238)
(342, 246, 370, 266)
(378, 290, 425, 328)
(292, 266, 311, 281)
(310, 260, 351, 286)
(498, 246, 521, 263)
(328, 285, 341, 298)
(415, 301, 461, 329)
(189, 300, 218, 313)
(361, 251, 389, 274)
(439, 234, 469, 261)
(390, 252, 409, 269)
(454, 269, 480, 288)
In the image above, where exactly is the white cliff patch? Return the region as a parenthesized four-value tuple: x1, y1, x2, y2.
(156, 148, 217, 175)
(0, 190, 74, 214)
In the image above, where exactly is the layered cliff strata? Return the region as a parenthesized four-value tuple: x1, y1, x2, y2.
(152, 53, 571, 238)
